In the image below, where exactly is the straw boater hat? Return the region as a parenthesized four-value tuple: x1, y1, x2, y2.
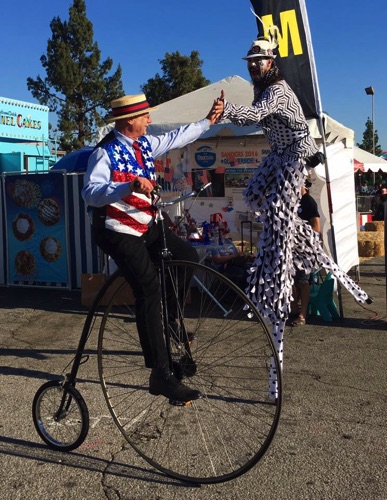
(107, 94, 157, 122)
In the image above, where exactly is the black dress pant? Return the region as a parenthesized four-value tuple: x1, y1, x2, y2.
(92, 221, 199, 369)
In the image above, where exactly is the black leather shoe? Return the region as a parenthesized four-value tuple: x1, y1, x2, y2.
(149, 368, 201, 402)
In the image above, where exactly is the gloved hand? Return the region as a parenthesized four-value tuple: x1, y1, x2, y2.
(305, 151, 326, 168)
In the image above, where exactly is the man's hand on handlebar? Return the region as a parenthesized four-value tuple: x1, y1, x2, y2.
(130, 177, 154, 198)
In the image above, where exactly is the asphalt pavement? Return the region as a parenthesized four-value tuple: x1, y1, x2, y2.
(0, 257, 386, 499)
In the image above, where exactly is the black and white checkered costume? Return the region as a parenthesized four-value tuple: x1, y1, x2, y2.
(222, 80, 370, 396)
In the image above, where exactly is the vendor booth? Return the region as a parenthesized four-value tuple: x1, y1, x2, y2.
(353, 146, 387, 221)
(0, 96, 99, 288)
(353, 147, 387, 173)
(0, 97, 58, 286)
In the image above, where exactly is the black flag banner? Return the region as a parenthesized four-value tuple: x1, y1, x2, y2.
(249, 0, 321, 119)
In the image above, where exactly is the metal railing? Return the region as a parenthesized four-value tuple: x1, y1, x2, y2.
(356, 195, 374, 213)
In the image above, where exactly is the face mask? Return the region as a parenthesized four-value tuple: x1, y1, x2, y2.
(248, 58, 271, 81)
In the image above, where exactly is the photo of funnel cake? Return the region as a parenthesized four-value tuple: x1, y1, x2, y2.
(40, 237, 62, 262)
(12, 213, 35, 241)
(38, 198, 61, 226)
(14, 250, 36, 276)
(9, 179, 41, 208)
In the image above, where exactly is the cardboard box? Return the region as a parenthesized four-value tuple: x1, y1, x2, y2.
(81, 273, 192, 307)
(81, 273, 136, 307)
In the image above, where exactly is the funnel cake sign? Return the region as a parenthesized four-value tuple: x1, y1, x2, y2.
(0, 97, 49, 141)
(4, 172, 69, 287)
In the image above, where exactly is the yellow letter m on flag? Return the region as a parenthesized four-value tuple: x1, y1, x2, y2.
(262, 10, 303, 57)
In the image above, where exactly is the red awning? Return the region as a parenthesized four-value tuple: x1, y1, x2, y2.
(354, 159, 365, 173)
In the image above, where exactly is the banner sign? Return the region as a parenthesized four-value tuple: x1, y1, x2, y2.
(187, 140, 268, 198)
(4, 172, 69, 287)
(225, 167, 256, 200)
(189, 143, 268, 170)
(249, 0, 321, 118)
(0, 97, 49, 141)
(153, 149, 190, 192)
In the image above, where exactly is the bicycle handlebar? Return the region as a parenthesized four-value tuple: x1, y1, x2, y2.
(132, 180, 211, 207)
(157, 182, 212, 207)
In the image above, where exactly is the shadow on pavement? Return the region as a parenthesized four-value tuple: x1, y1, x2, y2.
(0, 435, 199, 487)
(0, 287, 86, 315)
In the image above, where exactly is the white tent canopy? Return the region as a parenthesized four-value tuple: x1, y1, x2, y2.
(97, 76, 355, 146)
(145, 75, 354, 146)
(353, 146, 387, 172)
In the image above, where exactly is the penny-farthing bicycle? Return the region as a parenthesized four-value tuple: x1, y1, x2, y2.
(32, 184, 282, 484)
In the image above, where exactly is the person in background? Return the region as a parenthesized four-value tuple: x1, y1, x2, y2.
(208, 239, 251, 288)
(373, 193, 387, 221)
(289, 180, 321, 326)
(82, 93, 221, 403)
(361, 182, 369, 194)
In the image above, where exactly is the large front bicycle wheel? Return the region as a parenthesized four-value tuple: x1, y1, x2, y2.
(32, 380, 89, 452)
(97, 261, 282, 483)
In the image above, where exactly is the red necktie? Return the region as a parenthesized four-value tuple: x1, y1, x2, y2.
(132, 141, 144, 168)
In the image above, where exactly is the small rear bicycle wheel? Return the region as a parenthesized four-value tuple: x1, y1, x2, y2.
(97, 261, 282, 483)
(32, 380, 89, 452)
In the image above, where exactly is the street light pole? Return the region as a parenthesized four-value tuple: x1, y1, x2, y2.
(365, 86, 375, 155)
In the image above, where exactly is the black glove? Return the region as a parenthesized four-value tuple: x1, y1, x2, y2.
(305, 152, 326, 168)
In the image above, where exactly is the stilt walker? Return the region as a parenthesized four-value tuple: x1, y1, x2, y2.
(214, 18, 372, 398)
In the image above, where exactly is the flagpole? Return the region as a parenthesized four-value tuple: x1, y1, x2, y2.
(316, 118, 344, 317)
(298, 0, 344, 317)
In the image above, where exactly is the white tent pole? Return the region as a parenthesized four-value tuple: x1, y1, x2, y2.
(317, 116, 344, 318)
(299, 0, 345, 318)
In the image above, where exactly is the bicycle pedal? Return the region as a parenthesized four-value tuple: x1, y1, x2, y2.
(169, 399, 192, 407)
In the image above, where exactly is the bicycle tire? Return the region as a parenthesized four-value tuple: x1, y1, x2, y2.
(32, 380, 89, 452)
(97, 260, 282, 483)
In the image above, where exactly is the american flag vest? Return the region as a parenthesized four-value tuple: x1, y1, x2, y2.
(101, 136, 157, 236)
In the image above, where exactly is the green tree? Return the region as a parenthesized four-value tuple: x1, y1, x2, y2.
(357, 117, 382, 156)
(141, 51, 210, 106)
(27, 0, 124, 152)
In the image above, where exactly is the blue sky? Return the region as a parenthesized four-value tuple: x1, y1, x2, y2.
(1, 0, 386, 150)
